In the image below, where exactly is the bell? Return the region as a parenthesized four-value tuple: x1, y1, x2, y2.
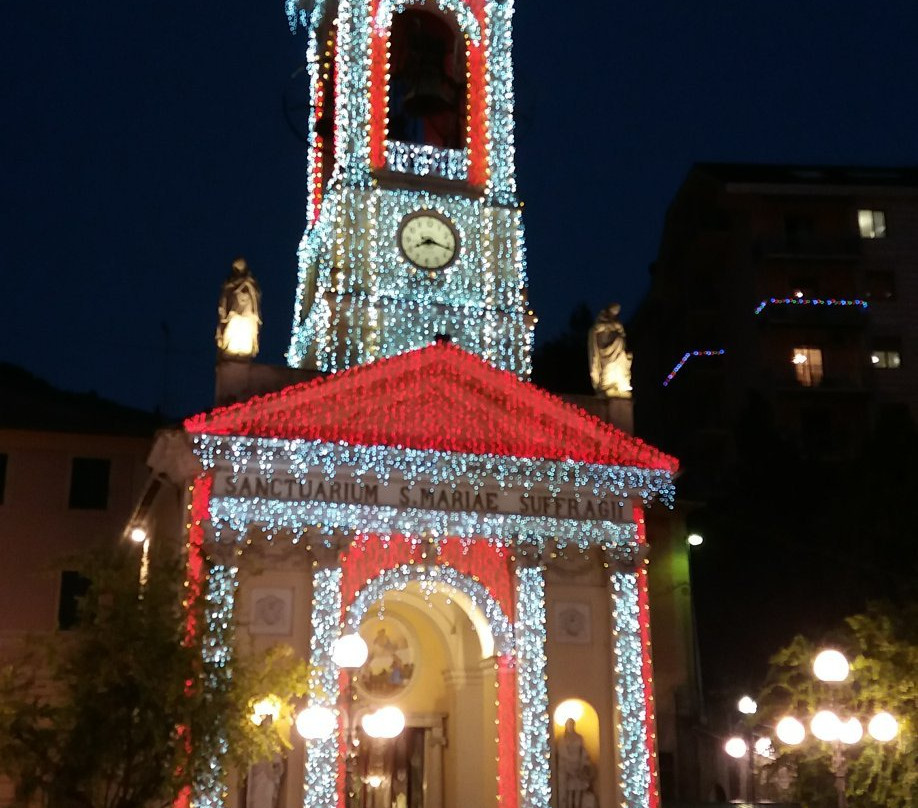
(403, 70, 453, 116)
(401, 25, 454, 117)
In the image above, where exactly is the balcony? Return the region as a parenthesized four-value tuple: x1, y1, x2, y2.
(756, 236, 861, 259)
(753, 297, 869, 328)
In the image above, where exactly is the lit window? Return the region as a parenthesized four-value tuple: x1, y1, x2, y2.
(858, 209, 886, 239)
(792, 347, 823, 387)
(871, 339, 902, 369)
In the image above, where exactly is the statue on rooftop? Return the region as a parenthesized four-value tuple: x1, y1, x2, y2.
(216, 256, 262, 359)
(588, 303, 632, 398)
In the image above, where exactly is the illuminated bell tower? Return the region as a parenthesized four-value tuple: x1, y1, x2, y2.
(286, 0, 533, 376)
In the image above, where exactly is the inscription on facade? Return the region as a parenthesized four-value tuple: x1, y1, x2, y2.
(217, 473, 627, 523)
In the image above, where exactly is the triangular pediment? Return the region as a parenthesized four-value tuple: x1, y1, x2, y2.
(186, 342, 677, 471)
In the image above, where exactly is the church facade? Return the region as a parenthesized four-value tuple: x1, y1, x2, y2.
(146, 0, 680, 806)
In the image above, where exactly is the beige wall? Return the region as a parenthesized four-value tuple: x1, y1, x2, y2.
(0, 429, 151, 646)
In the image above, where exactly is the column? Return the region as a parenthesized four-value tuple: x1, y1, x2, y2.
(609, 563, 659, 808)
(514, 564, 551, 808)
(303, 565, 344, 808)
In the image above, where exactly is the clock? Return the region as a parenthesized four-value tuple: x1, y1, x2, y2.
(398, 212, 458, 271)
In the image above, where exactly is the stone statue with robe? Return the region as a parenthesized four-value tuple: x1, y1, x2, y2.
(216, 256, 262, 358)
(557, 718, 593, 808)
(588, 303, 632, 398)
(246, 755, 284, 808)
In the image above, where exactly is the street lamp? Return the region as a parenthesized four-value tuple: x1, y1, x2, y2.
(294, 632, 406, 807)
(773, 649, 898, 808)
(724, 695, 774, 803)
(294, 631, 368, 742)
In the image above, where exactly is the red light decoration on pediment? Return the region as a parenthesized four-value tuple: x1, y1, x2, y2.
(185, 341, 677, 472)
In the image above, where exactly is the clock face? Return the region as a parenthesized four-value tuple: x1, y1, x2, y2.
(398, 213, 458, 271)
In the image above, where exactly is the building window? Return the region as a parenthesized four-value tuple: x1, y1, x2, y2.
(871, 339, 902, 369)
(58, 570, 91, 629)
(68, 457, 111, 510)
(792, 347, 823, 387)
(864, 269, 896, 301)
(0, 453, 6, 504)
(858, 209, 886, 239)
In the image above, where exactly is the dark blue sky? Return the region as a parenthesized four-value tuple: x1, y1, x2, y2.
(5, 1, 918, 417)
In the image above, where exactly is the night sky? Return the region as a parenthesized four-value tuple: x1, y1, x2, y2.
(5, 1, 918, 420)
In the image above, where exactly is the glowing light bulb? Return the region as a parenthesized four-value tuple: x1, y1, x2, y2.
(811, 710, 841, 742)
(332, 633, 369, 669)
(813, 649, 849, 682)
(838, 717, 863, 745)
(362, 706, 406, 739)
(724, 736, 748, 759)
(250, 694, 282, 726)
(754, 736, 775, 759)
(296, 706, 337, 739)
(775, 716, 805, 745)
(868, 712, 898, 742)
(737, 696, 757, 715)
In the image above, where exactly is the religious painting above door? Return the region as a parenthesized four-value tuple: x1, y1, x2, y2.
(358, 616, 417, 699)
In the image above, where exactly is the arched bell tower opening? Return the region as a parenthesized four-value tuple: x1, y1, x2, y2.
(388, 9, 467, 150)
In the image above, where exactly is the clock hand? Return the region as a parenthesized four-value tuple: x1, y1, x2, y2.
(418, 236, 449, 250)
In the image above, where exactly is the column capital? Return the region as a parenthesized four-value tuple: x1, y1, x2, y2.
(603, 542, 648, 573)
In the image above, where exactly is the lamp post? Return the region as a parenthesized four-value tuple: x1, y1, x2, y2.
(294, 632, 406, 808)
(724, 695, 776, 804)
(333, 632, 371, 807)
(772, 649, 899, 808)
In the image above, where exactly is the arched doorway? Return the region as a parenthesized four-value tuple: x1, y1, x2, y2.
(349, 583, 499, 808)
(305, 556, 519, 808)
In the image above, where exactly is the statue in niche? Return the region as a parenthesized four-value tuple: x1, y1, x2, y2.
(246, 754, 284, 808)
(216, 256, 262, 359)
(588, 303, 633, 398)
(557, 718, 593, 808)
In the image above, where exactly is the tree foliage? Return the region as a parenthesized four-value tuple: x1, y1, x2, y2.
(756, 602, 918, 808)
(0, 550, 310, 808)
